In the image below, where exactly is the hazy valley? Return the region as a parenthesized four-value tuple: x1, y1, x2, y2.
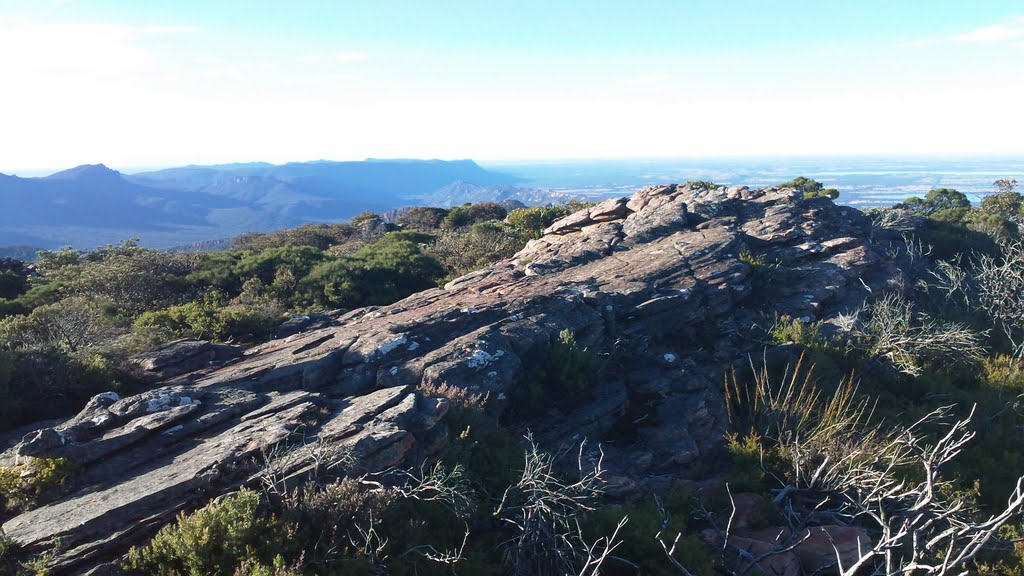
(2, 157, 1021, 254)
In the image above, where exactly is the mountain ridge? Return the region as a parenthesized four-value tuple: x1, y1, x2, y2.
(0, 159, 529, 250)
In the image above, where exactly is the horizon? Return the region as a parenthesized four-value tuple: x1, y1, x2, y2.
(5, 153, 1024, 179)
(1, 1, 1023, 172)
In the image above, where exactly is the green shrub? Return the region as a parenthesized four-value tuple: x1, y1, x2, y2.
(725, 433, 768, 492)
(0, 352, 12, 429)
(582, 486, 716, 575)
(546, 330, 604, 403)
(441, 203, 508, 229)
(768, 315, 827, 349)
(123, 489, 294, 576)
(134, 296, 280, 343)
(232, 556, 304, 576)
(739, 249, 782, 299)
(686, 180, 718, 191)
(427, 222, 528, 279)
(512, 330, 607, 417)
(398, 207, 450, 231)
(233, 222, 362, 252)
(0, 532, 21, 576)
(724, 354, 873, 464)
(38, 242, 199, 318)
(0, 271, 27, 301)
(779, 176, 839, 199)
(302, 233, 445, 308)
(0, 347, 120, 434)
(0, 457, 77, 514)
(0, 295, 124, 352)
(505, 205, 575, 239)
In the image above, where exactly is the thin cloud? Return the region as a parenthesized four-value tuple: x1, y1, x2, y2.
(334, 50, 367, 62)
(138, 25, 199, 35)
(296, 55, 319, 63)
(895, 38, 934, 48)
(629, 73, 671, 85)
(953, 17, 1024, 44)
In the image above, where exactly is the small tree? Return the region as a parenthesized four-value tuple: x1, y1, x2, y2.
(779, 176, 839, 200)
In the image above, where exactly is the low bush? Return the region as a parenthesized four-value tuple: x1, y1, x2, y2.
(504, 205, 576, 239)
(123, 489, 295, 576)
(134, 297, 281, 343)
(0, 457, 77, 514)
(779, 176, 839, 199)
(0, 347, 120, 434)
(516, 330, 606, 415)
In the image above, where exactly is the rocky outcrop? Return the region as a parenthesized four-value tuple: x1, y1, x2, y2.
(128, 339, 244, 382)
(0, 183, 900, 574)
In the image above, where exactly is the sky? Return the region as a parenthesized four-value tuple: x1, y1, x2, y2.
(1, 0, 1023, 173)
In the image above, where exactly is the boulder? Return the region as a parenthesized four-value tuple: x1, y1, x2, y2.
(129, 339, 243, 381)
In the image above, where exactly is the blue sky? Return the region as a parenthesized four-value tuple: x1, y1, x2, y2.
(1, 1, 1022, 171)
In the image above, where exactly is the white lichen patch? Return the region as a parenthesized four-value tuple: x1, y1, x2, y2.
(96, 391, 120, 403)
(663, 353, 678, 363)
(145, 393, 199, 413)
(91, 413, 112, 426)
(376, 336, 408, 356)
(467, 348, 505, 369)
(146, 395, 172, 413)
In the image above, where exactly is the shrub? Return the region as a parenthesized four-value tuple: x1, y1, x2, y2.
(685, 180, 718, 191)
(123, 489, 294, 576)
(134, 296, 281, 343)
(442, 203, 508, 229)
(724, 354, 872, 459)
(582, 485, 717, 576)
(233, 222, 362, 252)
(301, 233, 445, 308)
(725, 356, 1024, 576)
(41, 243, 200, 318)
(428, 223, 527, 278)
(0, 295, 124, 352)
(779, 176, 839, 199)
(399, 207, 449, 231)
(840, 292, 987, 375)
(233, 246, 326, 288)
(0, 532, 20, 576)
(739, 249, 783, 299)
(0, 347, 120, 434)
(544, 330, 604, 405)
(768, 315, 827, 349)
(232, 556, 304, 576)
(725, 433, 769, 492)
(505, 205, 575, 239)
(0, 457, 77, 514)
(0, 270, 27, 301)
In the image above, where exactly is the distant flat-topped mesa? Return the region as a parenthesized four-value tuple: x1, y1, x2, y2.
(0, 183, 902, 574)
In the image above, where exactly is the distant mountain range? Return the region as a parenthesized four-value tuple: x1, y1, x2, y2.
(3, 156, 1020, 256)
(0, 159, 533, 250)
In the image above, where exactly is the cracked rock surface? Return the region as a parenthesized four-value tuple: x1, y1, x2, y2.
(0, 183, 900, 574)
